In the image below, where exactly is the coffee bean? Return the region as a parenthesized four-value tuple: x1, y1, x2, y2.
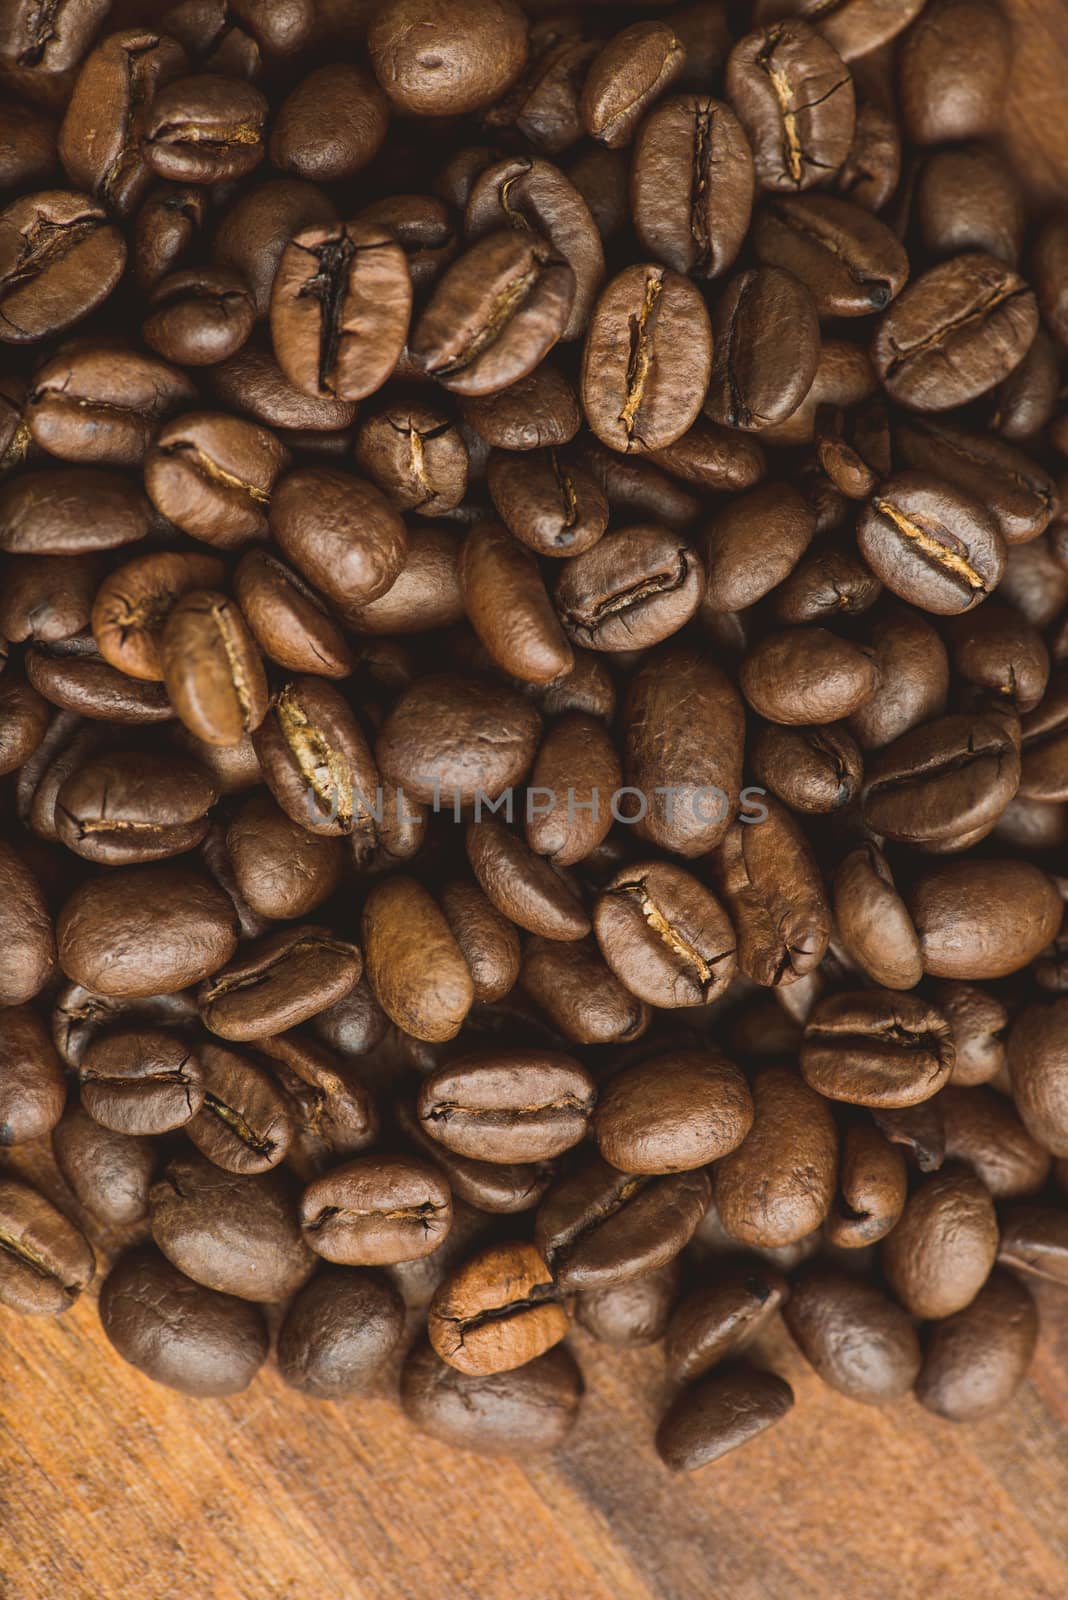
(363, 876, 475, 1043)
(857, 473, 1006, 615)
(917, 1268, 1037, 1422)
(417, 1050, 595, 1164)
(277, 1268, 404, 1398)
(356, 402, 468, 518)
(751, 723, 863, 815)
(997, 1205, 1068, 1286)
(54, 750, 216, 864)
(271, 63, 389, 181)
(0, 839, 55, 1006)
(900, 0, 1010, 145)
(713, 799, 831, 987)
(428, 1240, 567, 1374)
(198, 923, 361, 1041)
(143, 266, 256, 367)
(907, 860, 1062, 980)
(400, 1339, 583, 1454)
(1007, 999, 1068, 1157)
(726, 21, 854, 192)
(632, 95, 754, 279)
(0, 467, 151, 555)
(741, 626, 878, 724)
(520, 936, 648, 1047)
(714, 1065, 837, 1247)
(467, 818, 590, 941)
(80, 1027, 203, 1135)
(649, 417, 767, 494)
(146, 411, 290, 548)
(594, 1048, 752, 1173)
(0, 1003, 65, 1145)
(0, 1175, 94, 1315)
(369, 0, 529, 117)
(665, 1265, 788, 1382)
(100, 1247, 268, 1396)
(161, 590, 268, 748)
(827, 1123, 907, 1248)
(582, 263, 712, 453)
(832, 845, 922, 990)
(848, 602, 949, 750)
(656, 1365, 794, 1470)
(862, 711, 1020, 847)
(92, 551, 225, 681)
(702, 483, 815, 613)
(269, 464, 407, 617)
(26, 340, 196, 465)
(941, 1086, 1051, 1200)
(581, 21, 685, 149)
(377, 673, 541, 806)
(460, 521, 574, 683)
(52, 1101, 155, 1226)
(460, 360, 580, 451)
(300, 1154, 452, 1267)
(881, 1163, 998, 1318)
(487, 447, 607, 557)
(784, 1265, 921, 1403)
(0, 190, 126, 344)
(2, 0, 111, 75)
(555, 524, 704, 652)
(594, 860, 737, 1008)
(801, 990, 954, 1108)
(896, 418, 1058, 547)
(576, 1258, 680, 1348)
(752, 193, 908, 316)
(253, 675, 379, 837)
(143, 73, 267, 184)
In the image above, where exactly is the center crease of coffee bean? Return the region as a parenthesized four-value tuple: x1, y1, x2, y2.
(872, 498, 987, 590)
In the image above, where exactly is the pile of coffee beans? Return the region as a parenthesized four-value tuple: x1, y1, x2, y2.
(2, 0, 1068, 1472)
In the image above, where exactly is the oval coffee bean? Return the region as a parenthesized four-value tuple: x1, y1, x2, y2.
(145, 411, 290, 548)
(363, 876, 475, 1043)
(750, 723, 862, 815)
(460, 522, 573, 684)
(300, 1155, 452, 1267)
(143, 74, 268, 184)
(713, 800, 831, 987)
(0, 1176, 94, 1315)
(467, 819, 589, 941)
(0, 1004, 65, 1146)
(270, 465, 406, 617)
(940, 1086, 1050, 1200)
(0, 839, 55, 1005)
(580, 21, 685, 148)
(832, 845, 923, 990)
(801, 990, 954, 1108)
(752, 193, 907, 316)
(594, 860, 737, 1008)
(857, 473, 1006, 615)
(0, 190, 126, 344)
(998, 1205, 1068, 1286)
(705, 267, 819, 433)
(741, 627, 878, 724)
(862, 712, 1019, 847)
(713, 1065, 837, 1248)
(907, 860, 1062, 980)
(428, 1241, 568, 1376)
(701, 483, 815, 613)
(916, 1268, 1037, 1422)
(656, 1366, 794, 1471)
(576, 1261, 681, 1348)
(80, 1028, 204, 1135)
(665, 1265, 788, 1382)
(400, 1340, 583, 1457)
(377, 674, 541, 807)
(726, 21, 855, 192)
(417, 1050, 595, 1163)
(26, 340, 196, 465)
(520, 936, 649, 1046)
(1008, 999, 1068, 1157)
(161, 590, 268, 748)
(277, 1268, 404, 1399)
(554, 524, 704, 652)
(92, 551, 226, 681)
(198, 924, 362, 1041)
(185, 1040, 293, 1175)
(253, 675, 380, 837)
(881, 1163, 998, 1319)
(826, 1123, 907, 1248)
(52, 1102, 155, 1227)
(631, 95, 754, 279)
(783, 1265, 921, 1404)
(594, 1049, 752, 1173)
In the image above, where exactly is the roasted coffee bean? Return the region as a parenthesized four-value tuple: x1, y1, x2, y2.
(270, 63, 389, 181)
(751, 723, 862, 815)
(576, 1258, 680, 1348)
(254, 1029, 376, 1179)
(143, 267, 255, 367)
(269, 465, 406, 617)
(0, 467, 151, 555)
(0, 1176, 94, 1315)
(182, 1040, 291, 1174)
(941, 1086, 1050, 1200)
(1032, 214, 1068, 347)
(523, 712, 619, 866)
(396, 1098, 550, 1216)
(161, 590, 268, 748)
(270, 221, 412, 403)
(702, 483, 815, 613)
(594, 1048, 752, 1173)
(54, 750, 216, 864)
(460, 361, 580, 451)
(487, 447, 607, 558)
(377, 673, 540, 806)
(25, 633, 173, 722)
(914, 144, 1025, 267)
(581, 263, 712, 453)
(460, 521, 573, 684)
(0, 839, 55, 1006)
(988, 329, 1060, 442)
(873, 1101, 947, 1174)
(801, 990, 954, 1108)
(212, 180, 336, 322)
(648, 417, 766, 494)
(143, 74, 267, 184)
(998, 1205, 1068, 1286)
(832, 845, 922, 990)
(907, 860, 1062, 980)
(936, 982, 1008, 1088)
(536, 1154, 710, 1289)
(580, 21, 685, 149)
(58, 864, 238, 997)
(58, 30, 188, 216)
(1008, 999, 1068, 1157)
(417, 1050, 595, 1163)
(623, 646, 744, 855)
(726, 21, 854, 192)
(301, 1154, 452, 1266)
(848, 602, 949, 751)
(145, 411, 290, 548)
(656, 1365, 794, 1470)
(199, 924, 361, 1042)
(52, 981, 198, 1075)
(80, 1028, 203, 1135)
(363, 876, 475, 1043)
(881, 1163, 998, 1319)
(26, 341, 196, 465)
(224, 791, 341, 922)
(276, 1267, 404, 1399)
(52, 1101, 155, 1226)
(233, 549, 351, 680)
(1, 0, 111, 76)
(1019, 666, 1068, 801)
(856, 473, 1006, 615)
(705, 267, 820, 433)
(401, 1339, 583, 1454)
(369, 0, 528, 116)
(0, 190, 126, 344)
(753, 0, 925, 58)
(715, 799, 830, 988)
(555, 524, 703, 652)
(916, 1268, 1037, 1422)
(900, 0, 1010, 145)
(439, 882, 520, 1004)
(253, 675, 378, 837)
(0, 675, 49, 776)
(827, 1123, 907, 1248)
(345, 525, 464, 637)
(100, 1247, 268, 1396)
(895, 418, 1058, 547)
(594, 860, 736, 1007)
(467, 819, 590, 940)
(665, 1264, 788, 1382)
(833, 99, 901, 210)
(872, 253, 1038, 411)
(0, 1003, 65, 1145)
(356, 402, 468, 518)
(520, 936, 648, 1046)
(752, 194, 907, 316)
(92, 551, 225, 681)
(741, 627, 877, 725)
(862, 711, 1020, 848)
(631, 95, 753, 279)
(949, 604, 1049, 716)
(428, 1240, 566, 1375)
(150, 1149, 314, 1301)
(133, 182, 208, 293)
(784, 1266, 921, 1404)
(713, 1065, 837, 1247)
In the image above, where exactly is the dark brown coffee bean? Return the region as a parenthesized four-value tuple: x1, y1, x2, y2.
(460, 521, 573, 684)
(355, 402, 468, 517)
(914, 144, 1024, 267)
(741, 626, 877, 724)
(872, 253, 1038, 411)
(520, 936, 649, 1047)
(554, 524, 704, 652)
(145, 411, 290, 548)
(753, 0, 924, 58)
(941, 1086, 1051, 1200)
(0, 190, 126, 344)
(950, 604, 1050, 715)
(536, 1153, 710, 1290)
(594, 860, 736, 1008)
(581, 262, 712, 453)
(848, 602, 949, 751)
(1, 0, 111, 76)
(900, 0, 1010, 145)
(896, 418, 1058, 547)
(161, 590, 268, 748)
(523, 712, 619, 867)
(862, 711, 1020, 848)
(143, 266, 255, 366)
(400, 1339, 583, 1455)
(301, 1154, 452, 1266)
(594, 1048, 751, 1173)
(665, 1264, 788, 1382)
(833, 100, 901, 211)
(24, 633, 171, 723)
(0, 1175, 94, 1315)
(417, 1050, 595, 1163)
(369, 0, 529, 117)
(143, 73, 267, 184)
(1032, 214, 1068, 347)
(26, 340, 196, 465)
(784, 1265, 921, 1404)
(827, 1123, 907, 1247)
(648, 416, 767, 494)
(1008, 999, 1068, 1157)
(486, 447, 607, 558)
(80, 1027, 203, 1135)
(466, 819, 590, 941)
(100, 1247, 268, 1395)
(363, 876, 475, 1043)
(253, 675, 378, 837)
(656, 1365, 794, 1470)
(632, 94, 753, 279)
(54, 750, 216, 865)
(0, 839, 55, 1006)
(713, 1065, 837, 1247)
(270, 221, 412, 403)
(801, 990, 954, 1108)
(482, 18, 596, 155)
(277, 1267, 404, 1398)
(998, 1205, 1068, 1286)
(908, 860, 1062, 981)
(459, 361, 580, 451)
(377, 674, 541, 807)
(832, 844, 922, 990)
(183, 1039, 292, 1175)
(882, 1163, 998, 1318)
(269, 464, 406, 617)
(0, 467, 151, 555)
(198, 923, 361, 1042)
(52, 981, 199, 1074)
(705, 266, 820, 433)
(0, 675, 49, 776)
(917, 1268, 1037, 1422)
(439, 882, 520, 1005)
(702, 483, 815, 612)
(92, 551, 225, 681)
(52, 1101, 154, 1226)
(224, 791, 341, 923)
(988, 329, 1060, 442)
(577, 1259, 681, 1347)
(58, 864, 238, 997)
(726, 21, 854, 191)
(133, 182, 207, 293)
(150, 1149, 314, 1301)
(270, 63, 389, 181)
(857, 473, 1006, 615)
(752, 193, 907, 316)
(751, 723, 863, 815)
(0, 1003, 65, 1145)
(232, 549, 351, 680)
(581, 21, 685, 149)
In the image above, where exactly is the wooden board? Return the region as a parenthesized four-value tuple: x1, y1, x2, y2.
(3, 3, 1068, 1595)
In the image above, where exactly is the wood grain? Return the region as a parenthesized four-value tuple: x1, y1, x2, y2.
(3, 4, 1068, 1597)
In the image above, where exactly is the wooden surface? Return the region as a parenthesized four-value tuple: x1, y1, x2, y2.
(4, 4, 1068, 1597)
